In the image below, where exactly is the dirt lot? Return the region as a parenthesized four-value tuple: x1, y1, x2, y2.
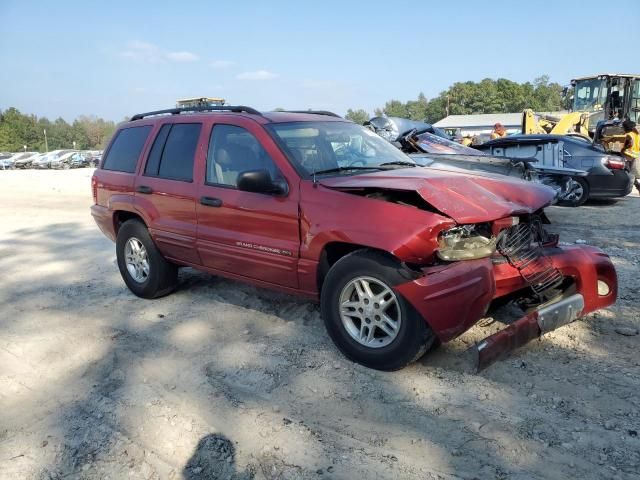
(0, 169, 638, 480)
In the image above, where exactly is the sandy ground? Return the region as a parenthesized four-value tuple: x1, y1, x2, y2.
(0, 169, 638, 480)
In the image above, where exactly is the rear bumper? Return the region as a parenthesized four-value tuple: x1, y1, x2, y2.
(395, 245, 617, 344)
(587, 170, 633, 198)
(90, 204, 116, 242)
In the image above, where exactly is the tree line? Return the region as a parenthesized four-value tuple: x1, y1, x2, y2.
(1, 75, 566, 151)
(346, 75, 568, 125)
(0, 107, 118, 152)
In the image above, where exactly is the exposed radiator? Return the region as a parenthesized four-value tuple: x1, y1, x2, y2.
(497, 220, 564, 296)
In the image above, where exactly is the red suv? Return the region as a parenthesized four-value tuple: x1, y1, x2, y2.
(91, 106, 617, 370)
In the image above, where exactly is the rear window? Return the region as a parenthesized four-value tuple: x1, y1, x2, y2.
(144, 123, 201, 181)
(102, 126, 152, 173)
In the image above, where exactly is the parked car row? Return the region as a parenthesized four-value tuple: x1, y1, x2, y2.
(0, 150, 102, 170)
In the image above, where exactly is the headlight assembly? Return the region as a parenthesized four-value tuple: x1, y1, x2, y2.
(437, 225, 497, 261)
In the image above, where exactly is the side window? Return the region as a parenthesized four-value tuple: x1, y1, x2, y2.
(206, 124, 280, 187)
(102, 126, 152, 173)
(144, 124, 171, 176)
(144, 123, 201, 182)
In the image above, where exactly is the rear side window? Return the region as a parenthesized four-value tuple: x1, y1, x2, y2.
(144, 123, 201, 181)
(145, 124, 171, 176)
(102, 126, 152, 173)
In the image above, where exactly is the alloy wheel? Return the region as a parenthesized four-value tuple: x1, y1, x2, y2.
(339, 276, 402, 348)
(124, 237, 150, 283)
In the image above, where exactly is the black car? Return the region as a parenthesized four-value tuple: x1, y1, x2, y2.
(398, 130, 587, 204)
(475, 134, 632, 206)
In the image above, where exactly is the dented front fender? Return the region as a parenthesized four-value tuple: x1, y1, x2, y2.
(395, 258, 496, 342)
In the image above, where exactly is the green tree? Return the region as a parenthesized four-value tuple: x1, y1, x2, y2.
(0, 108, 41, 151)
(0, 108, 117, 152)
(345, 108, 370, 125)
(405, 92, 429, 121)
(374, 75, 564, 124)
(381, 99, 409, 118)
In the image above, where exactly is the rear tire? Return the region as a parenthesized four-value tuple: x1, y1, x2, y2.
(558, 177, 589, 207)
(320, 250, 436, 371)
(116, 220, 177, 299)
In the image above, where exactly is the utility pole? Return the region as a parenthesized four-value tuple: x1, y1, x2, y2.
(446, 95, 450, 117)
(43, 129, 49, 152)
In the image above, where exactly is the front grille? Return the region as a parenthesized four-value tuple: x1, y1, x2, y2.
(497, 220, 563, 296)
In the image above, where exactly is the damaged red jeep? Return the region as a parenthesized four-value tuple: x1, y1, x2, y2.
(91, 106, 617, 371)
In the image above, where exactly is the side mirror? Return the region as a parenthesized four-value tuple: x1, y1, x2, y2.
(236, 169, 288, 196)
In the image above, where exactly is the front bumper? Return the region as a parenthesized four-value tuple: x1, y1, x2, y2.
(395, 245, 617, 364)
(474, 293, 584, 370)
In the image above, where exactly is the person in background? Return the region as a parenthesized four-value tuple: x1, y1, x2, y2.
(461, 135, 473, 147)
(621, 119, 640, 193)
(490, 123, 507, 140)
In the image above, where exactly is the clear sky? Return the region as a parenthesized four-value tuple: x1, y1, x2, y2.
(1, 0, 639, 121)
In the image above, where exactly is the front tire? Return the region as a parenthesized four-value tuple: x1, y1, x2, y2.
(320, 250, 436, 370)
(116, 220, 177, 298)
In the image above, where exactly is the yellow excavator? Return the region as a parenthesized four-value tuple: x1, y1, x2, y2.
(522, 73, 640, 152)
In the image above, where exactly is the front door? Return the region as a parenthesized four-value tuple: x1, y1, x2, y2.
(195, 121, 300, 288)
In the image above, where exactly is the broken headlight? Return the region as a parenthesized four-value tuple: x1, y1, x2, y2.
(437, 225, 497, 261)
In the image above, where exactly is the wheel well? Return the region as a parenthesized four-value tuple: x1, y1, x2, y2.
(113, 211, 145, 233)
(317, 242, 399, 293)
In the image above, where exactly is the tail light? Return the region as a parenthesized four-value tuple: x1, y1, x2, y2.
(603, 156, 626, 170)
(91, 175, 98, 204)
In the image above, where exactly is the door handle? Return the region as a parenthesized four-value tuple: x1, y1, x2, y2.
(200, 196, 222, 207)
(136, 185, 153, 194)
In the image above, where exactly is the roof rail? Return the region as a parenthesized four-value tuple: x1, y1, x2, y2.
(282, 110, 342, 118)
(130, 105, 262, 121)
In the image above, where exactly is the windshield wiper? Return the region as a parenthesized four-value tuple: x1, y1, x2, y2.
(378, 160, 417, 167)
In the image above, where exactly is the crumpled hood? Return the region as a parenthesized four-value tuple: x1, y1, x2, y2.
(319, 167, 555, 224)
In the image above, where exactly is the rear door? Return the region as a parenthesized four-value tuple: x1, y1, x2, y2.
(195, 118, 300, 288)
(134, 121, 203, 265)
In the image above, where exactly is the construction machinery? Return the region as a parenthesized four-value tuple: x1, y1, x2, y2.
(522, 74, 640, 152)
(175, 97, 225, 108)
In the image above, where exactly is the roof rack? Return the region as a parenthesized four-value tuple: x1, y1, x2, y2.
(130, 105, 262, 121)
(282, 110, 342, 118)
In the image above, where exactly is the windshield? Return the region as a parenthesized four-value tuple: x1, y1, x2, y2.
(268, 121, 415, 176)
(573, 78, 608, 112)
(414, 132, 488, 156)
